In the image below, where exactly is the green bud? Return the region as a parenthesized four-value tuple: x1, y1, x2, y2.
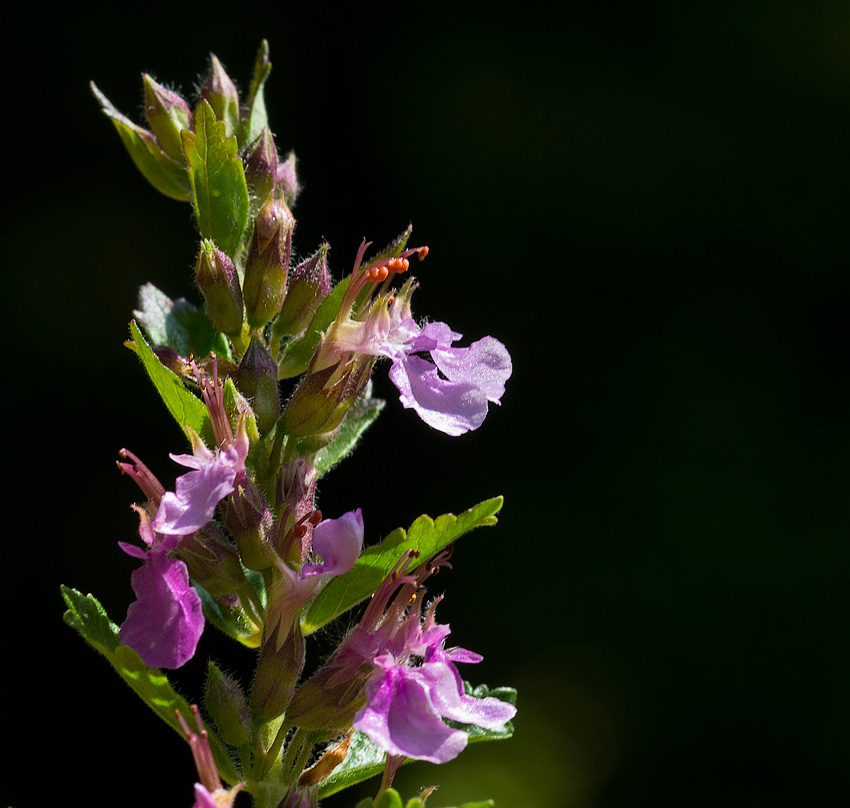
(194, 240, 244, 336)
(282, 356, 374, 438)
(90, 82, 192, 201)
(285, 658, 372, 734)
(249, 621, 305, 723)
(235, 336, 280, 434)
(243, 128, 278, 215)
(177, 525, 250, 598)
(200, 54, 241, 138)
(223, 482, 278, 571)
(205, 661, 252, 747)
(142, 74, 192, 162)
(273, 244, 330, 338)
(243, 196, 292, 329)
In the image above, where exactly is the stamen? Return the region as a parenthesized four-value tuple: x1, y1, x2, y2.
(417, 246, 429, 260)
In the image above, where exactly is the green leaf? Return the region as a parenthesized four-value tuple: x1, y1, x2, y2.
(195, 579, 264, 649)
(313, 394, 385, 477)
(134, 283, 231, 360)
(302, 497, 503, 636)
(242, 40, 272, 149)
(277, 276, 351, 379)
(317, 686, 515, 798)
(60, 586, 240, 785)
(181, 100, 250, 256)
(125, 319, 212, 444)
(90, 82, 192, 202)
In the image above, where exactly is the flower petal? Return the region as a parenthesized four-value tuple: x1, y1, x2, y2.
(417, 660, 517, 729)
(119, 553, 204, 669)
(389, 354, 489, 436)
(153, 453, 237, 536)
(430, 336, 512, 403)
(354, 658, 469, 764)
(302, 508, 364, 577)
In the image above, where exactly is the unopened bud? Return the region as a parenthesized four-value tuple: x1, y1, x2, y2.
(273, 244, 330, 338)
(205, 661, 252, 747)
(200, 54, 240, 138)
(243, 128, 279, 214)
(281, 357, 373, 438)
(286, 656, 372, 734)
(223, 482, 277, 571)
(250, 621, 305, 722)
(143, 74, 192, 162)
(243, 196, 292, 328)
(235, 336, 280, 434)
(195, 240, 244, 336)
(177, 524, 251, 597)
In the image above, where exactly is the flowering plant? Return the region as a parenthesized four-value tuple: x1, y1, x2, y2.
(61, 41, 516, 808)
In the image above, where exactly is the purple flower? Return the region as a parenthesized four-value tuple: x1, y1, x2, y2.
(342, 553, 516, 763)
(118, 507, 204, 669)
(267, 509, 364, 647)
(316, 243, 512, 436)
(387, 321, 512, 436)
(301, 508, 364, 577)
(153, 436, 245, 536)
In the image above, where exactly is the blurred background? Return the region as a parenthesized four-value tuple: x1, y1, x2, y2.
(7, 1, 850, 806)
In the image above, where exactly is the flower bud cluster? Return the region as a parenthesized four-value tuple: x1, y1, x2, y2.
(81, 41, 516, 808)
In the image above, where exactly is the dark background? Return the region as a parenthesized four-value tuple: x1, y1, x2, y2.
(7, 1, 850, 806)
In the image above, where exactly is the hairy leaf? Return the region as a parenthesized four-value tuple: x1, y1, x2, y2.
(125, 319, 213, 445)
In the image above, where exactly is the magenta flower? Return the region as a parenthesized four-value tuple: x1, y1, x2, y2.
(332, 552, 516, 763)
(387, 321, 512, 436)
(153, 356, 250, 536)
(355, 653, 514, 764)
(118, 506, 204, 669)
(153, 436, 245, 536)
(317, 243, 512, 436)
(301, 508, 364, 578)
(266, 508, 365, 647)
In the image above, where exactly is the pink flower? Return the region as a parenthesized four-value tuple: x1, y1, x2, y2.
(153, 438, 245, 536)
(118, 507, 204, 669)
(339, 552, 516, 763)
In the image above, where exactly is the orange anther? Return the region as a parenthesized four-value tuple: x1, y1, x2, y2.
(417, 246, 429, 260)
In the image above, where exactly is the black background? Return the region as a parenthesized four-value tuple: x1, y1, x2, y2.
(7, 2, 850, 806)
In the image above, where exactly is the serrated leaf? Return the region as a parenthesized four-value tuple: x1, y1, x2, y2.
(182, 100, 250, 256)
(60, 586, 240, 784)
(317, 686, 515, 798)
(313, 395, 385, 476)
(126, 320, 213, 444)
(91, 82, 192, 201)
(302, 497, 503, 636)
(134, 283, 231, 360)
